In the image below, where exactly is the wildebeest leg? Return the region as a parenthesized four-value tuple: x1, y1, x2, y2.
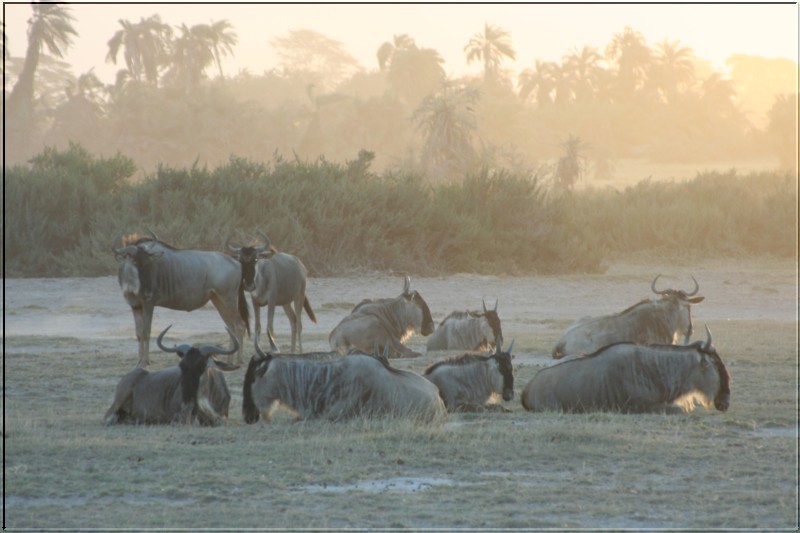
(283, 302, 300, 352)
(209, 291, 246, 365)
(132, 303, 154, 368)
(388, 338, 421, 358)
(252, 297, 262, 337)
(267, 303, 277, 350)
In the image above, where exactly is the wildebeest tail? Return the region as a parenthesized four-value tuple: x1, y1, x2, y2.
(238, 279, 251, 337)
(304, 297, 317, 324)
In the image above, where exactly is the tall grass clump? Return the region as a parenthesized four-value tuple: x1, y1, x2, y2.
(560, 170, 797, 258)
(4, 145, 794, 278)
(4, 144, 137, 276)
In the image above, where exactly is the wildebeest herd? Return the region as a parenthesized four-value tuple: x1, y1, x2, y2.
(105, 232, 730, 427)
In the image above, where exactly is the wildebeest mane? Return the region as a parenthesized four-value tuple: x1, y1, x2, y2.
(424, 353, 490, 375)
(617, 298, 653, 316)
(439, 310, 479, 325)
(578, 339, 706, 361)
(124, 233, 179, 250)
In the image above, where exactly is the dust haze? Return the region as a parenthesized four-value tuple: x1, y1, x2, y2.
(4, 5, 798, 181)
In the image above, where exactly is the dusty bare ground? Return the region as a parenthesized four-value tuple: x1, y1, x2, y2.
(3, 257, 798, 529)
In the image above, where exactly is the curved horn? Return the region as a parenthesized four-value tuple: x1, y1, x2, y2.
(403, 276, 411, 295)
(482, 299, 488, 313)
(256, 231, 272, 254)
(494, 299, 499, 312)
(146, 228, 159, 241)
(254, 327, 278, 358)
(650, 274, 668, 295)
(155, 325, 192, 355)
(495, 337, 514, 355)
(200, 327, 240, 357)
(224, 234, 241, 254)
(703, 324, 712, 352)
(686, 275, 700, 297)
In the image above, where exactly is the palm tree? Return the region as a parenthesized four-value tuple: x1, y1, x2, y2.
(203, 20, 238, 78)
(162, 20, 237, 92)
(413, 82, 481, 179)
(7, 3, 77, 118)
(464, 23, 516, 82)
(106, 15, 172, 85)
(563, 45, 604, 103)
(376, 33, 415, 71)
(649, 39, 695, 103)
(518, 60, 557, 106)
(605, 26, 652, 100)
(555, 135, 590, 189)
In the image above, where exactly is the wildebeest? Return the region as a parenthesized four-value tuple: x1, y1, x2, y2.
(242, 330, 446, 424)
(552, 275, 705, 359)
(523, 326, 730, 414)
(113, 232, 249, 367)
(328, 276, 434, 358)
(424, 340, 515, 412)
(103, 325, 240, 426)
(426, 300, 503, 352)
(226, 232, 316, 353)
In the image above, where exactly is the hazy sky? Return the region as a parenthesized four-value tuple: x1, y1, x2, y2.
(3, 3, 798, 84)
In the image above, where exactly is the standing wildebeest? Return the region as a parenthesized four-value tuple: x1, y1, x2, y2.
(552, 275, 705, 359)
(426, 300, 503, 352)
(329, 276, 434, 358)
(113, 233, 249, 367)
(226, 232, 316, 353)
(523, 326, 730, 414)
(103, 325, 240, 426)
(424, 340, 515, 412)
(242, 331, 446, 424)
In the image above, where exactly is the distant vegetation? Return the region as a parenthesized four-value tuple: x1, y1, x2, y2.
(4, 145, 796, 278)
(4, 6, 797, 179)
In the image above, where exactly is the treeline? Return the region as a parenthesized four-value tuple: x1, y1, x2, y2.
(5, 6, 797, 178)
(4, 145, 796, 278)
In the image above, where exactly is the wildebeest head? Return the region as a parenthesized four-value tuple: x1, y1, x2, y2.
(651, 274, 705, 343)
(695, 325, 730, 412)
(242, 327, 280, 424)
(113, 233, 164, 300)
(491, 339, 515, 401)
(481, 299, 504, 348)
(156, 325, 239, 423)
(226, 232, 273, 292)
(402, 276, 435, 336)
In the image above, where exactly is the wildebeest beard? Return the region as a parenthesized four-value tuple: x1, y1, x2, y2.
(178, 349, 209, 418)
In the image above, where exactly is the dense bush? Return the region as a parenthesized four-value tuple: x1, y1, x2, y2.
(4, 145, 796, 278)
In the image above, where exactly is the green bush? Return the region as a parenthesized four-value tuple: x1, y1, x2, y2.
(4, 145, 795, 278)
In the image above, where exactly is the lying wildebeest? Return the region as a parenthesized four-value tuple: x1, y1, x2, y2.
(243, 330, 446, 425)
(552, 274, 705, 359)
(426, 299, 503, 352)
(226, 232, 316, 353)
(103, 325, 239, 426)
(113, 232, 249, 367)
(523, 326, 730, 414)
(424, 340, 515, 412)
(328, 276, 434, 357)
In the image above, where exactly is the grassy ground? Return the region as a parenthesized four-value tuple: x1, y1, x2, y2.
(4, 305, 797, 530)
